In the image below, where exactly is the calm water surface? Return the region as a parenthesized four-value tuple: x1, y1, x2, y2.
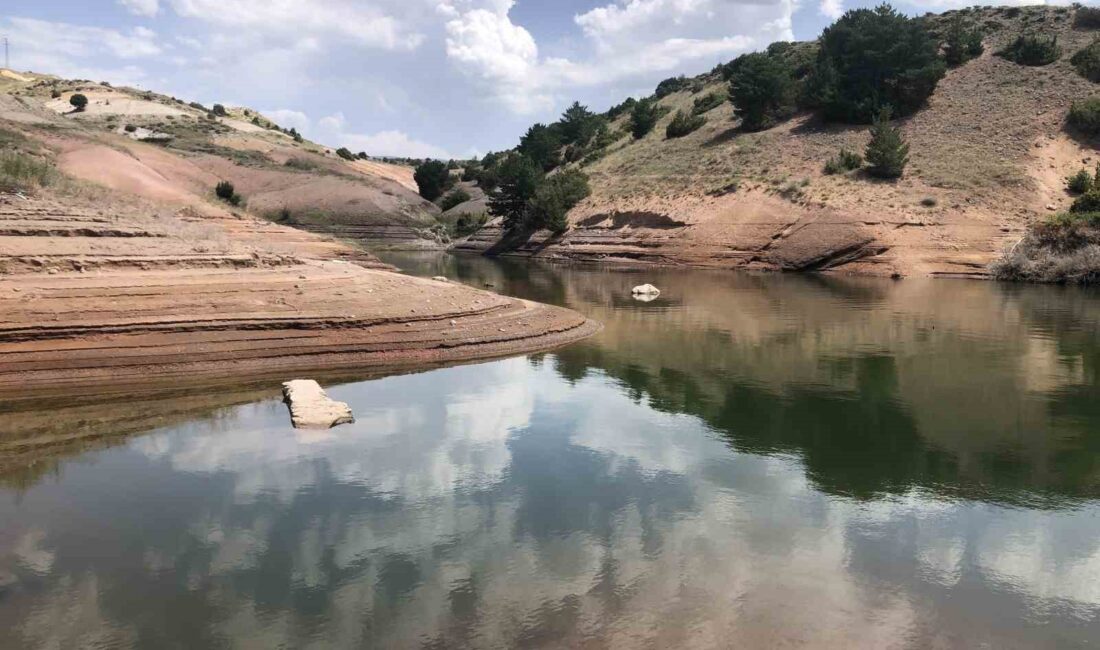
(3, 253, 1100, 648)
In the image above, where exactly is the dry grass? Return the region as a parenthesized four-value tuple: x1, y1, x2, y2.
(0, 150, 58, 193)
(992, 216, 1100, 283)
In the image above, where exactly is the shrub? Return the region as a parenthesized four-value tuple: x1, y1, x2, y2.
(213, 180, 243, 206)
(865, 108, 909, 179)
(284, 157, 319, 171)
(335, 147, 356, 161)
(413, 160, 452, 201)
(1071, 39, 1100, 82)
(188, 101, 206, 111)
(607, 97, 637, 120)
(50, 89, 61, 99)
(211, 103, 228, 117)
(440, 188, 471, 211)
(630, 99, 660, 139)
(455, 213, 488, 236)
(655, 75, 691, 98)
(812, 4, 946, 123)
(527, 169, 591, 233)
(920, 196, 937, 207)
(1075, 5, 1100, 29)
(1071, 188, 1100, 213)
(692, 91, 726, 116)
(665, 110, 707, 138)
(943, 15, 985, 66)
(559, 102, 602, 146)
(1068, 96, 1100, 136)
(124, 124, 137, 133)
(997, 34, 1061, 66)
(729, 52, 796, 131)
(992, 216, 1100, 284)
(0, 151, 57, 193)
(823, 148, 862, 174)
(1067, 168, 1093, 193)
(69, 93, 88, 112)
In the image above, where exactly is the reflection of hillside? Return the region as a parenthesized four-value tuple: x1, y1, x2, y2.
(385, 253, 1100, 505)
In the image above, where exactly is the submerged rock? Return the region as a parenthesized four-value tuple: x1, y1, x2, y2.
(282, 379, 354, 429)
(631, 284, 660, 300)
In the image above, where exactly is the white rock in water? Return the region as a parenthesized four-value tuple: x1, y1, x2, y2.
(631, 283, 660, 296)
(282, 379, 354, 429)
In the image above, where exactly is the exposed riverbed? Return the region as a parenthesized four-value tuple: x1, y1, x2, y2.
(2, 253, 1100, 647)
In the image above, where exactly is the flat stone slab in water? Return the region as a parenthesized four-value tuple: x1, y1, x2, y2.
(282, 379, 354, 429)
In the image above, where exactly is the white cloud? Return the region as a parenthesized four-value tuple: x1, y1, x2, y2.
(819, 0, 844, 19)
(0, 17, 160, 84)
(118, 0, 160, 17)
(443, 0, 790, 114)
(263, 109, 454, 159)
(167, 0, 426, 51)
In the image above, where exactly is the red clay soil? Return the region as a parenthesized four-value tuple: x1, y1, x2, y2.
(0, 194, 598, 401)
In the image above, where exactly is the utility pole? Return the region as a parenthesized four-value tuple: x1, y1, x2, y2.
(3, 37, 8, 70)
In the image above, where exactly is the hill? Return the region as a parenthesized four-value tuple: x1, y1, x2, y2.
(0, 74, 598, 400)
(451, 4, 1100, 279)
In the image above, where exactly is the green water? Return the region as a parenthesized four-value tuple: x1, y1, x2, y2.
(2, 253, 1100, 647)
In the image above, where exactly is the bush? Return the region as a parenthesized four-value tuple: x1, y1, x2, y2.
(997, 34, 1061, 66)
(823, 148, 862, 174)
(455, 213, 488, 236)
(655, 75, 691, 98)
(211, 103, 228, 117)
(284, 157, 319, 171)
(440, 188, 471, 211)
(691, 91, 726, 116)
(69, 93, 88, 112)
(335, 147, 356, 161)
(607, 97, 637, 120)
(527, 169, 591, 233)
(665, 110, 707, 138)
(1068, 96, 1100, 136)
(0, 151, 57, 193)
(630, 99, 660, 139)
(213, 181, 243, 206)
(559, 102, 602, 146)
(812, 4, 946, 123)
(992, 216, 1100, 284)
(50, 89, 61, 99)
(1067, 168, 1094, 193)
(189, 101, 206, 111)
(1071, 39, 1100, 82)
(865, 108, 909, 179)
(943, 15, 985, 66)
(123, 124, 137, 133)
(729, 52, 796, 131)
(413, 160, 452, 201)
(1076, 5, 1100, 29)
(518, 123, 562, 171)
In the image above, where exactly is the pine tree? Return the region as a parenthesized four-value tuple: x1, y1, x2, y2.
(865, 108, 909, 179)
(488, 155, 542, 230)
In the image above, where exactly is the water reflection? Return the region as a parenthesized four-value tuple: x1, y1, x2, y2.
(2, 255, 1100, 647)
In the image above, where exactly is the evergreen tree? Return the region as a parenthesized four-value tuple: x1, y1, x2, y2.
(813, 4, 946, 123)
(943, 15, 984, 67)
(528, 169, 591, 233)
(865, 108, 909, 179)
(630, 99, 660, 139)
(413, 160, 451, 201)
(518, 123, 562, 171)
(559, 102, 600, 146)
(728, 52, 796, 131)
(488, 155, 542, 230)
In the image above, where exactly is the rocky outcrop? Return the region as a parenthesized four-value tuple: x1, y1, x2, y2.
(282, 379, 354, 428)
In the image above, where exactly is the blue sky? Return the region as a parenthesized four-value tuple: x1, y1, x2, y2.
(0, 0, 1067, 159)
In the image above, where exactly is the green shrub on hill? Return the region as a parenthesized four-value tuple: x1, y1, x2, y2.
(440, 188, 471, 211)
(1075, 5, 1100, 29)
(691, 92, 726, 115)
(528, 169, 591, 233)
(655, 76, 691, 98)
(1067, 168, 1094, 193)
(865, 108, 909, 179)
(69, 93, 88, 112)
(455, 213, 487, 236)
(997, 34, 1061, 66)
(630, 99, 661, 139)
(214, 180, 242, 206)
(943, 15, 985, 66)
(413, 160, 452, 201)
(0, 151, 57, 194)
(1068, 96, 1100, 136)
(812, 4, 945, 123)
(335, 147, 356, 161)
(823, 148, 863, 174)
(665, 110, 706, 138)
(728, 52, 796, 131)
(1071, 39, 1100, 82)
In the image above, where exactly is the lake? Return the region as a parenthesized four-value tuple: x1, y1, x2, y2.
(2, 253, 1100, 648)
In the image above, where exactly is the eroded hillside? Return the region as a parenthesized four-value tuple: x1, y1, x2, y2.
(454, 5, 1100, 278)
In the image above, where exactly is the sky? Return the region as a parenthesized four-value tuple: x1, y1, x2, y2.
(0, 0, 1076, 159)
